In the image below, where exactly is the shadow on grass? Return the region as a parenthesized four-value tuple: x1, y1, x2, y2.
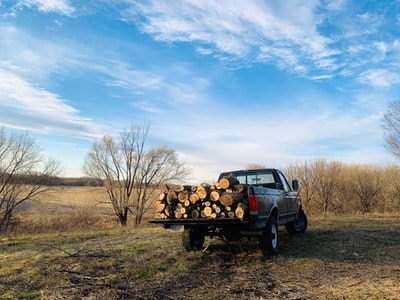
(278, 223, 400, 266)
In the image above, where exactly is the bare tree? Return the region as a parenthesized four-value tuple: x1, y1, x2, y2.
(0, 128, 62, 231)
(382, 164, 400, 211)
(313, 159, 342, 216)
(351, 165, 382, 213)
(287, 161, 318, 211)
(334, 165, 354, 213)
(383, 99, 400, 159)
(83, 123, 190, 226)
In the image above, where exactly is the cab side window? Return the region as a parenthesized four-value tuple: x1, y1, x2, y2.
(278, 172, 291, 192)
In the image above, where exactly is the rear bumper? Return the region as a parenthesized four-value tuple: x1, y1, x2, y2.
(149, 218, 249, 226)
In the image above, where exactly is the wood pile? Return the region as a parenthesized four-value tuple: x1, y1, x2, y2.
(154, 177, 248, 220)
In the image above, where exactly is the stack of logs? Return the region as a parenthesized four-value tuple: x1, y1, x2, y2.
(154, 176, 248, 220)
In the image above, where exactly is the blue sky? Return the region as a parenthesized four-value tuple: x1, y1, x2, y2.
(1, 0, 399, 183)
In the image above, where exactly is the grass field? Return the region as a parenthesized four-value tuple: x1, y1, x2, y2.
(15, 186, 117, 232)
(1, 187, 400, 299)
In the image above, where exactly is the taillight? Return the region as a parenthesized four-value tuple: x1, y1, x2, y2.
(248, 194, 258, 212)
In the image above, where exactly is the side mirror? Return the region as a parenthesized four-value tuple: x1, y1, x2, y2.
(292, 179, 299, 191)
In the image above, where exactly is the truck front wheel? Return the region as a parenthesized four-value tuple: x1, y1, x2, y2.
(182, 228, 205, 251)
(259, 216, 279, 256)
(285, 207, 308, 234)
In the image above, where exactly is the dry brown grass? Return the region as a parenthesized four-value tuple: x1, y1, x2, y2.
(1, 186, 400, 299)
(14, 186, 118, 232)
(1, 215, 400, 299)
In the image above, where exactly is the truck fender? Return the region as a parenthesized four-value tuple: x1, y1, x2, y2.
(268, 206, 279, 225)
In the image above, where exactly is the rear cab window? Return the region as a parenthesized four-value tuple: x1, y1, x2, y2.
(221, 170, 275, 186)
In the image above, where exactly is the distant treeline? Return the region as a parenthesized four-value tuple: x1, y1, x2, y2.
(286, 160, 400, 215)
(54, 177, 104, 187)
(0, 174, 103, 187)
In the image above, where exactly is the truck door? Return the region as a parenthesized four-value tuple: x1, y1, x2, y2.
(277, 171, 298, 223)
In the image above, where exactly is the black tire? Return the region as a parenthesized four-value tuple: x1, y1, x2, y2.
(285, 207, 308, 234)
(182, 228, 205, 251)
(259, 216, 279, 256)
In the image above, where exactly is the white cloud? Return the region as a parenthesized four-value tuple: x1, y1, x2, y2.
(131, 100, 161, 114)
(118, 0, 400, 89)
(0, 69, 104, 138)
(98, 58, 210, 111)
(0, 24, 87, 82)
(357, 69, 400, 88)
(124, 0, 335, 73)
(18, 0, 75, 16)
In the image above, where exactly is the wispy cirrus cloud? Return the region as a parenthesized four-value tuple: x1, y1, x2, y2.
(357, 69, 400, 88)
(0, 24, 88, 81)
(97, 58, 210, 111)
(0, 22, 210, 133)
(119, 0, 400, 87)
(0, 69, 104, 138)
(16, 0, 75, 16)
(0, 23, 107, 137)
(123, 0, 335, 74)
(6, 0, 400, 88)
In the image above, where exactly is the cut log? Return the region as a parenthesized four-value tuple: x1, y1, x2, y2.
(179, 185, 192, 192)
(191, 210, 200, 218)
(227, 211, 235, 218)
(155, 212, 166, 219)
(235, 205, 245, 219)
(164, 204, 174, 217)
(178, 192, 189, 202)
(210, 190, 221, 201)
(232, 184, 246, 193)
(155, 213, 167, 219)
(159, 192, 166, 201)
(183, 199, 190, 207)
(166, 189, 178, 204)
(154, 200, 165, 213)
(218, 176, 240, 189)
(219, 192, 245, 206)
(213, 205, 221, 214)
(203, 206, 212, 217)
(174, 210, 182, 219)
(164, 209, 170, 217)
(203, 201, 211, 207)
(189, 192, 200, 204)
(196, 185, 210, 199)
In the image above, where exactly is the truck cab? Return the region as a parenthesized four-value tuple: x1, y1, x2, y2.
(218, 168, 301, 226)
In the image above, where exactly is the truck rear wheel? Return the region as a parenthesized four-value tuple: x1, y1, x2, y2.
(259, 216, 279, 256)
(182, 228, 205, 251)
(285, 207, 308, 234)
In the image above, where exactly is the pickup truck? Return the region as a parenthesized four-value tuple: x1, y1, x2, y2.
(150, 168, 307, 255)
